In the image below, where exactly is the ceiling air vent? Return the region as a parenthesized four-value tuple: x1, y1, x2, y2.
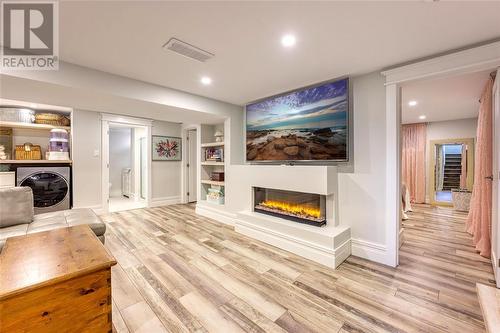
(163, 38, 214, 62)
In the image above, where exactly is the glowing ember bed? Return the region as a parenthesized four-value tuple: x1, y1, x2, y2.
(253, 187, 326, 227)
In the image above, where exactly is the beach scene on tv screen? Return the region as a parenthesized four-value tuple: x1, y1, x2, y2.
(246, 78, 348, 161)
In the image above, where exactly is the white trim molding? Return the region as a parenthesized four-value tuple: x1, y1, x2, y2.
(100, 113, 153, 213)
(195, 203, 237, 226)
(72, 204, 105, 215)
(150, 196, 181, 207)
(384, 83, 401, 267)
(351, 238, 388, 265)
(382, 41, 500, 85)
(101, 113, 153, 126)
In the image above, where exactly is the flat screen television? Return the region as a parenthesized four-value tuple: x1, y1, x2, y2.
(246, 77, 349, 163)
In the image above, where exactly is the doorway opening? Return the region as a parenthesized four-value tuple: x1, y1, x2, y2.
(397, 68, 498, 286)
(108, 125, 149, 212)
(101, 114, 152, 213)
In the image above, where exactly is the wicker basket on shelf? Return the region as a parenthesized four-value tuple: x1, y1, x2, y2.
(34, 113, 70, 126)
(15, 144, 42, 160)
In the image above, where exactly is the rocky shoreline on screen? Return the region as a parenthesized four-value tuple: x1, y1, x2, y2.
(246, 128, 346, 161)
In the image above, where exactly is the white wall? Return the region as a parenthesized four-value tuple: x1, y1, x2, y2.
(71, 109, 184, 209)
(109, 127, 132, 197)
(338, 72, 388, 260)
(72, 109, 102, 208)
(426, 117, 477, 143)
(151, 120, 182, 201)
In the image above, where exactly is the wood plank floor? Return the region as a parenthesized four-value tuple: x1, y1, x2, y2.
(101, 203, 495, 333)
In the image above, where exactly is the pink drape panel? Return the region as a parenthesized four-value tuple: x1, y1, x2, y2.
(401, 123, 427, 203)
(460, 148, 467, 189)
(466, 78, 493, 258)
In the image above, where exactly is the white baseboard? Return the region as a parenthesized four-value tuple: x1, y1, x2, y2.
(399, 228, 405, 249)
(150, 196, 181, 207)
(72, 204, 104, 215)
(195, 203, 237, 226)
(492, 251, 498, 287)
(351, 238, 388, 264)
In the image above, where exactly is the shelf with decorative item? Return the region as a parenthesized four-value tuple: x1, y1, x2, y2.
(0, 121, 71, 131)
(201, 142, 225, 148)
(200, 179, 225, 186)
(201, 161, 224, 166)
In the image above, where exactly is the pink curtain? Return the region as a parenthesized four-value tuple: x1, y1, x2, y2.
(402, 123, 427, 203)
(460, 147, 467, 189)
(466, 78, 493, 258)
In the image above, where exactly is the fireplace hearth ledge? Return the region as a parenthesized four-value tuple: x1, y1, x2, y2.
(235, 211, 351, 269)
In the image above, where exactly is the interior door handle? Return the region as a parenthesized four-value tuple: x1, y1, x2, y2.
(486, 175, 494, 181)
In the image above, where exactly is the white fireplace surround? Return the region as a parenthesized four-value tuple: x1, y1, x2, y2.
(198, 165, 351, 268)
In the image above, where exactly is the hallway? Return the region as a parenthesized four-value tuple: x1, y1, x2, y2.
(400, 204, 495, 327)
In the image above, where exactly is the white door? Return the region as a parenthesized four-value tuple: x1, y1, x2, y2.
(492, 70, 500, 286)
(187, 129, 197, 202)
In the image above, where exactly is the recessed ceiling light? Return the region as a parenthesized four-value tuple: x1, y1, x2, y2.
(200, 76, 212, 85)
(419, 115, 426, 120)
(281, 34, 296, 48)
(408, 100, 418, 107)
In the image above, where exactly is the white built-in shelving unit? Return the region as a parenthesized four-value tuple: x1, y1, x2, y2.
(0, 106, 73, 165)
(199, 124, 225, 205)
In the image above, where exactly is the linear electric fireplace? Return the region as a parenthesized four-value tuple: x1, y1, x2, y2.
(253, 187, 326, 227)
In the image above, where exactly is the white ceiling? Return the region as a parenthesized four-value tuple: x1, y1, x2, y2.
(401, 70, 491, 124)
(59, 2, 500, 105)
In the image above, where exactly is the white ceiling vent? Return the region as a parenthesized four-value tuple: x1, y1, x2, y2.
(163, 38, 214, 62)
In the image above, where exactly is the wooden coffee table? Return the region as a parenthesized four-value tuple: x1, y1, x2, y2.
(0, 225, 116, 333)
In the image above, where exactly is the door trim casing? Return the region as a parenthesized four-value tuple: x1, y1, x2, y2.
(100, 113, 152, 213)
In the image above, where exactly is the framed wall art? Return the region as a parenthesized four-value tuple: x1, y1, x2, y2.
(152, 135, 182, 161)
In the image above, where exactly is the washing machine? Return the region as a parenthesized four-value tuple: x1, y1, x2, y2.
(16, 166, 71, 214)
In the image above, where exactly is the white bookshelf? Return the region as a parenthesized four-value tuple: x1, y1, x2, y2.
(200, 124, 225, 205)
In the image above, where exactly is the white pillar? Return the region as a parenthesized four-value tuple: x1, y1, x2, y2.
(385, 83, 401, 267)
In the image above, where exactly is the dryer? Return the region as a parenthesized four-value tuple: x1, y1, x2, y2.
(16, 166, 71, 214)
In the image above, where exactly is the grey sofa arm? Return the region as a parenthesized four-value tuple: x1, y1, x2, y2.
(0, 187, 34, 228)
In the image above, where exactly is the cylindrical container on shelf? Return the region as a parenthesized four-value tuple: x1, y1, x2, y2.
(0, 108, 35, 123)
(49, 141, 69, 152)
(49, 128, 69, 141)
(49, 129, 69, 152)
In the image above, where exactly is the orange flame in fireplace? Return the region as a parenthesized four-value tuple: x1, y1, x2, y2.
(260, 200, 321, 219)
